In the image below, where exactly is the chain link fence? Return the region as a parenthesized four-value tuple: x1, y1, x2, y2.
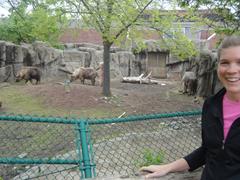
(0, 111, 202, 179)
(89, 113, 202, 177)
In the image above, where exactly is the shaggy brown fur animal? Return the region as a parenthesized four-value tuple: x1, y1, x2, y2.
(70, 67, 98, 85)
(185, 78, 198, 95)
(16, 66, 41, 84)
(182, 71, 197, 95)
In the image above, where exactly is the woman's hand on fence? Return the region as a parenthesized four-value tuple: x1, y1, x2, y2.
(139, 158, 190, 178)
(139, 164, 170, 178)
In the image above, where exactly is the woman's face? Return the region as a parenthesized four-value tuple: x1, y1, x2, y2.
(217, 46, 240, 100)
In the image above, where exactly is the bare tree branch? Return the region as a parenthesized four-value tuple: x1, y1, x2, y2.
(80, 0, 105, 32)
(7, 0, 25, 19)
(114, 0, 154, 40)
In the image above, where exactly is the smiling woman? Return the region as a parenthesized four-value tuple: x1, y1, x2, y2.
(217, 37, 240, 101)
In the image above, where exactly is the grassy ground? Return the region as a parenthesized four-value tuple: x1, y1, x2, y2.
(0, 84, 122, 118)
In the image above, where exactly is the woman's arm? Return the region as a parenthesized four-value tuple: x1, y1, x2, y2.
(140, 158, 189, 178)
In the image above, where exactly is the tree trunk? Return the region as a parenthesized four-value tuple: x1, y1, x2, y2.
(102, 41, 112, 96)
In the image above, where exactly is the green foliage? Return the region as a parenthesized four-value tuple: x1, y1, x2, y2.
(177, 0, 240, 34)
(131, 8, 198, 60)
(52, 43, 65, 50)
(70, 0, 156, 44)
(161, 31, 198, 60)
(0, 1, 67, 46)
(136, 148, 164, 167)
(28, 8, 64, 44)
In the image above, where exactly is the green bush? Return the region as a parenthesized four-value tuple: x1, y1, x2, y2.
(136, 148, 164, 167)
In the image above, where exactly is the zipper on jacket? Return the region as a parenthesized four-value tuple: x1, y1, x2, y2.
(222, 117, 240, 150)
(222, 139, 225, 150)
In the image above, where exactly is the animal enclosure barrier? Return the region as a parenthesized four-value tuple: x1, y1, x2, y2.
(0, 111, 202, 179)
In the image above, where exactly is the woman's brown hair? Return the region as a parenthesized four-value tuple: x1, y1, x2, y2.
(217, 35, 240, 60)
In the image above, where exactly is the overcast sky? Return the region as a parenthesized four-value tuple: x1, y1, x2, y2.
(0, 0, 10, 17)
(0, 7, 9, 16)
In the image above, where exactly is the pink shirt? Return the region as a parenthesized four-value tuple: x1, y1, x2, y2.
(223, 94, 240, 140)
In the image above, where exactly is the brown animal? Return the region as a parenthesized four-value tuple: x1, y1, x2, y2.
(185, 78, 198, 95)
(16, 66, 41, 84)
(182, 71, 197, 95)
(70, 67, 97, 85)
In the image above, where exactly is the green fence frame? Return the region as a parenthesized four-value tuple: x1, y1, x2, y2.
(0, 110, 202, 179)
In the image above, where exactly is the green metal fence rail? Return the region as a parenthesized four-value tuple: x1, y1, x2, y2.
(0, 110, 202, 179)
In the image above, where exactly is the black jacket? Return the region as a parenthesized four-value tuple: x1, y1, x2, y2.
(184, 88, 240, 180)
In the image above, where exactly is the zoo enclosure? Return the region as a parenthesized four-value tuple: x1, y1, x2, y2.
(0, 110, 202, 179)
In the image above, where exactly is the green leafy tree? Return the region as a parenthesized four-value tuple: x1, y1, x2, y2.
(0, 0, 67, 46)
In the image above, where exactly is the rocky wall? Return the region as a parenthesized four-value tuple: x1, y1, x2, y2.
(63, 43, 137, 78)
(189, 50, 222, 98)
(0, 41, 138, 83)
(0, 41, 64, 82)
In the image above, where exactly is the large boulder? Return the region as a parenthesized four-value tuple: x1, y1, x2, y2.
(189, 50, 222, 98)
(0, 41, 6, 67)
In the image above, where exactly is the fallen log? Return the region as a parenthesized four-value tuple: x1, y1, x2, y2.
(121, 72, 158, 84)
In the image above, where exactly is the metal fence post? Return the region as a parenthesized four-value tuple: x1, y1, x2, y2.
(78, 121, 92, 178)
(75, 123, 84, 179)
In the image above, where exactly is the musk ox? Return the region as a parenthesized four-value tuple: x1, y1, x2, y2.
(70, 67, 98, 85)
(184, 78, 198, 95)
(16, 66, 41, 84)
(182, 71, 198, 95)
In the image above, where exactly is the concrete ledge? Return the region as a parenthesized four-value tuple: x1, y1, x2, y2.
(90, 168, 202, 180)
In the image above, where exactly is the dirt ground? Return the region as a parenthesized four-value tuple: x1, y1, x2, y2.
(22, 78, 203, 116)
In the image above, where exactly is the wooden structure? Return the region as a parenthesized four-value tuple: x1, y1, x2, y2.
(134, 40, 169, 78)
